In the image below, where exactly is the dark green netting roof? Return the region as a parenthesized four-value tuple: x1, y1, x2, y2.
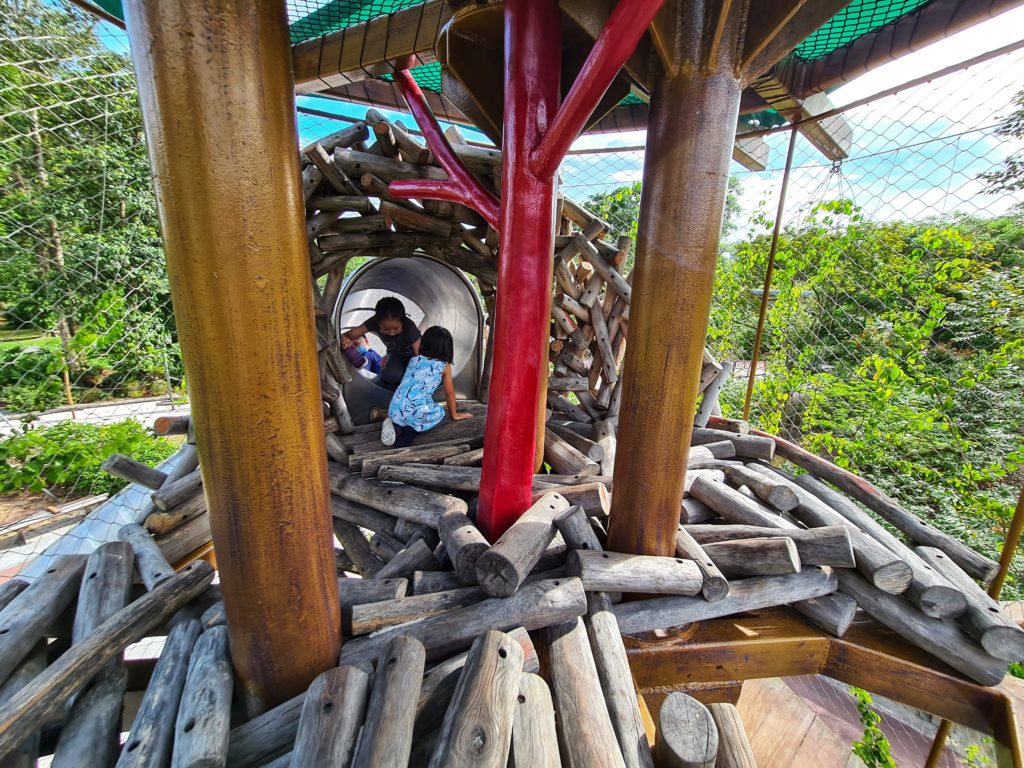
(793, 0, 932, 60)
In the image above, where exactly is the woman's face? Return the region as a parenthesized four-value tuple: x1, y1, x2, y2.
(378, 318, 403, 336)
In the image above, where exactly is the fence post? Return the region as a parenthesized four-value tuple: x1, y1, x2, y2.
(123, 0, 340, 713)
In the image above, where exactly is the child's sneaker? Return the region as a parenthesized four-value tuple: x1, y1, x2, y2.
(381, 417, 397, 447)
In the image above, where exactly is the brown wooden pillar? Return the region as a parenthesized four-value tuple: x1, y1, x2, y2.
(607, 3, 744, 556)
(123, 0, 340, 711)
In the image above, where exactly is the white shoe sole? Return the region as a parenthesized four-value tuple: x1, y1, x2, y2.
(381, 417, 396, 447)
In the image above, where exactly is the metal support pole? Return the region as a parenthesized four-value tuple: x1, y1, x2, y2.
(608, 5, 744, 557)
(123, 0, 340, 712)
(742, 127, 798, 420)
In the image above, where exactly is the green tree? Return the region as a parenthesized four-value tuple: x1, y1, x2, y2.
(982, 87, 1024, 193)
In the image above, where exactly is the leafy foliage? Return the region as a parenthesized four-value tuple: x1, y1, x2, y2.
(849, 687, 896, 768)
(982, 87, 1024, 193)
(0, 419, 177, 496)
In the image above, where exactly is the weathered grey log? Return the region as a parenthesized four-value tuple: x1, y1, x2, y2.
(413, 570, 464, 595)
(692, 428, 775, 461)
(302, 122, 368, 156)
(687, 442, 737, 465)
(835, 570, 1006, 686)
(721, 465, 797, 511)
(145, 488, 207, 535)
(340, 577, 586, 667)
(331, 519, 383, 576)
(439, 511, 490, 585)
(351, 636, 425, 768)
(535, 474, 613, 490)
(655, 693, 718, 768)
(574, 234, 631, 304)
(52, 665, 128, 768)
(152, 468, 203, 512)
(119, 522, 176, 589)
(0, 561, 214, 758)
(153, 510, 213, 566)
(695, 362, 732, 429)
(363, 443, 473, 477)
(227, 693, 304, 768)
(333, 473, 467, 527)
(200, 601, 226, 629)
(337, 576, 408, 607)
(510, 672, 560, 768)
(914, 546, 1024, 662)
(0, 554, 85, 685)
(549, 423, 605, 462)
(330, 495, 396, 534)
(72, 540, 134, 644)
(747, 465, 912, 594)
(548, 375, 590, 392)
(675, 529, 730, 602)
(569, 550, 703, 595)
(792, 592, 858, 637)
(118, 619, 202, 767)
(0, 642, 46, 768)
(369, 529, 405, 561)
(0, 581, 28, 614)
(688, 476, 793, 529)
(533, 482, 610, 518)
(681, 498, 716, 524)
(444, 447, 485, 467)
(768, 435, 999, 582)
(289, 666, 369, 768)
(699, 538, 801, 579)
(706, 703, 756, 768)
(684, 525, 855, 567)
(792, 473, 967, 619)
(614, 568, 837, 634)
(349, 586, 485, 636)
(476, 492, 571, 597)
(308, 194, 373, 213)
(592, 419, 617, 476)
(544, 429, 600, 476)
(548, 392, 592, 423)
(428, 630, 523, 768)
(334, 148, 447, 182)
(102, 453, 168, 490)
(373, 538, 437, 580)
(171, 624, 233, 768)
(547, 617, 626, 768)
(682, 469, 725, 498)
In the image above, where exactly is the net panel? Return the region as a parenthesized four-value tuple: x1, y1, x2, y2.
(793, 0, 933, 60)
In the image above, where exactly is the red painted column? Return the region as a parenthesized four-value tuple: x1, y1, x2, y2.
(475, 0, 562, 539)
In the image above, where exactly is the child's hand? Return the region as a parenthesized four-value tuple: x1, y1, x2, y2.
(340, 335, 353, 350)
(451, 412, 473, 421)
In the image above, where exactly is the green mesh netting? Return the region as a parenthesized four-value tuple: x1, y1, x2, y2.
(381, 61, 443, 91)
(793, 0, 932, 60)
(288, 0, 426, 44)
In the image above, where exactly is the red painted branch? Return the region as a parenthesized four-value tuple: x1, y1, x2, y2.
(391, 69, 500, 229)
(530, 0, 665, 179)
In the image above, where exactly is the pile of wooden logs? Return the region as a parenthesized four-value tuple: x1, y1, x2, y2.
(299, 108, 729, 434)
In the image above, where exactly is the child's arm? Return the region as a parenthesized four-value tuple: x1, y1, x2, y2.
(443, 364, 472, 421)
(343, 323, 368, 341)
(341, 344, 367, 370)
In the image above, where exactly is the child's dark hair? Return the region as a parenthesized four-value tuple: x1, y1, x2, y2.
(374, 296, 406, 321)
(419, 326, 454, 364)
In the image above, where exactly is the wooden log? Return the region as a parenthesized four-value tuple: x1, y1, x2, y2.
(569, 550, 703, 595)
(334, 148, 447, 182)
(171, 624, 233, 768)
(72, 540, 134, 643)
(557, 293, 591, 323)
(371, 120, 398, 157)
(331, 496, 396, 535)
(0, 642, 45, 768)
(289, 666, 369, 768)
(692, 428, 775, 461)
(510, 672, 560, 768)
(145, 488, 207, 535)
(792, 592, 858, 637)
(792, 473, 967, 619)
(153, 414, 191, 437)
(301, 164, 323, 203)
(101, 453, 168, 490)
(0, 562, 214, 757)
(699, 538, 800, 578)
(549, 423, 605, 461)
(351, 636, 425, 768)
(340, 577, 586, 667)
(614, 568, 837, 634)
(381, 200, 453, 237)
(544, 429, 600, 476)
(589, 299, 619, 385)
(301, 122, 368, 156)
(656, 693, 718, 768)
(592, 419, 616, 477)
(321, 214, 389, 235)
(535, 474, 613, 490)
(476, 493, 571, 597)
(687, 442, 738, 465)
(308, 194, 373, 213)
(547, 617, 626, 768)
(152, 468, 203, 512)
(747, 465, 913, 595)
(0, 555, 85, 685)
(373, 538, 438, 581)
(574, 234, 631, 304)
(914, 546, 1024, 662)
(444, 447, 485, 467)
(119, 523, 176, 589)
(721, 465, 797, 511)
(695, 362, 732, 429)
(427, 630, 523, 768)
(349, 587, 484, 636)
(413, 570, 464, 595)
(332, 474, 467, 528)
(835, 570, 1006, 686)
(675, 529, 730, 602)
(336, 577, 408, 608)
(0, 581, 27, 615)
(746, 425, 1000, 582)
(52, 666, 128, 768)
(439, 511, 490, 585)
(332, 519, 384, 576)
(689, 476, 793, 529)
(684, 525, 855, 567)
(681, 498, 716, 524)
(369, 530, 407, 561)
(707, 703, 756, 768)
(533, 482, 610, 518)
(548, 392, 592, 424)
(361, 442, 475, 477)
